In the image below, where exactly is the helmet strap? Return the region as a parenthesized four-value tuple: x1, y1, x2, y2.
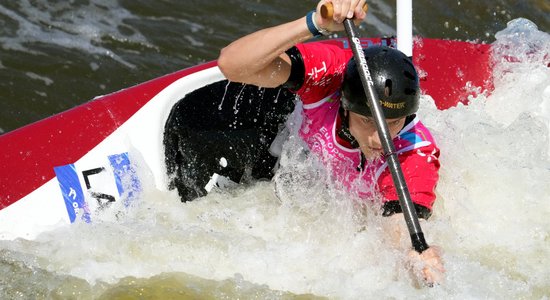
(357, 152, 366, 172)
(337, 108, 359, 148)
(337, 108, 367, 172)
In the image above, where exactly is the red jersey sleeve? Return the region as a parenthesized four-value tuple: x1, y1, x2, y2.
(294, 43, 353, 104)
(377, 144, 440, 211)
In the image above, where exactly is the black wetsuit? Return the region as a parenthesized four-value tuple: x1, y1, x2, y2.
(163, 80, 295, 202)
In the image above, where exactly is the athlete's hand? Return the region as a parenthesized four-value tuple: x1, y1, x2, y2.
(380, 214, 444, 286)
(315, 0, 367, 33)
(407, 246, 446, 286)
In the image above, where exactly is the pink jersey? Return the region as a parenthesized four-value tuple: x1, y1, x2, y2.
(294, 42, 440, 210)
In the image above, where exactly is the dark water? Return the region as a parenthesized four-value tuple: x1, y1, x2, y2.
(0, 0, 548, 134)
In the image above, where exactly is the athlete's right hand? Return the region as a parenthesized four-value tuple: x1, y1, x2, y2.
(407, 246, 446, 286)
(315, 0, 367, 32)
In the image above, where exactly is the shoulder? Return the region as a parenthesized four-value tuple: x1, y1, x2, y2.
(400, 144, 440, 169)
(395, 116, 439, 150)
(377, 143, 440, 211)
(295, 42, 352, 58)
(293, 42, 352, 104)
(295, 43, 352, 78)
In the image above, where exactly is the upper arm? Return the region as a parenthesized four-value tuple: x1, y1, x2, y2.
(378, 145, 440, 210)
(218, 46, 292, 89)
(249, 53, 292, 88)
(293, 43, 352, 104)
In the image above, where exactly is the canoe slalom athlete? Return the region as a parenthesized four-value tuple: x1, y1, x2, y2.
(217, 0, 445, 285)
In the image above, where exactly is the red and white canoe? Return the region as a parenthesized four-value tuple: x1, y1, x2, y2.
(0, 37, 492, 240)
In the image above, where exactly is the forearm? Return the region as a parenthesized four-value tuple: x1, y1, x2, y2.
(217, 0, 367, 87)
(218, 17, 312, 88)
(381, 213, 409, 248)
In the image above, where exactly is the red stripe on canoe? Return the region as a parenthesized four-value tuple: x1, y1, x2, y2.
(0, 61, 217, 209)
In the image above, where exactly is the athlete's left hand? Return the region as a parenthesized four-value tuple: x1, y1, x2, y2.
(407, 245, 446, 286)
(315, 0, 367, 32)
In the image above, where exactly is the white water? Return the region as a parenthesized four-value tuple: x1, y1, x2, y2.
(1, 18, 550, 299)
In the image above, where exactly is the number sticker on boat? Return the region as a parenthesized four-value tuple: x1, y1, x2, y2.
(54, 152, 141, 223)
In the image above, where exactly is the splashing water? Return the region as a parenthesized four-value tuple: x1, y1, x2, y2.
(419, 17, 550, 298)
(1, 18, 550, 299)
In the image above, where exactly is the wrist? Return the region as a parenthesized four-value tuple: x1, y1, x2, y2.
(306, 10, 330, 38)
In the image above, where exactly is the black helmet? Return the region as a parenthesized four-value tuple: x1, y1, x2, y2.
(341, 45, 420, 119)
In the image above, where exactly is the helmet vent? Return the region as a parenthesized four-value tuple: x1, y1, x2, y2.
(384, 79, 392, 97)
(403, 70, 416, 81)
(404, 88, 417, 96)
(403, 58, 415, 68)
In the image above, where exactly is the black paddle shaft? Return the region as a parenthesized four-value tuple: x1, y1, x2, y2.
(343, 19, 429, 253)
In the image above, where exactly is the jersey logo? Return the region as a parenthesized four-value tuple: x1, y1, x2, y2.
(307, 61, 327, 79)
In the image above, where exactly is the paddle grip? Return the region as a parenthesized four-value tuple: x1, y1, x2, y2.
(411, 232, 429, 253)
(320, 2, 368, 19)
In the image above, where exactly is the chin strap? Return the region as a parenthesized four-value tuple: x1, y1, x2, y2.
(337, 108, 359, 148)
(337, 108, 367, 171)
(356, 152, 366, 172)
